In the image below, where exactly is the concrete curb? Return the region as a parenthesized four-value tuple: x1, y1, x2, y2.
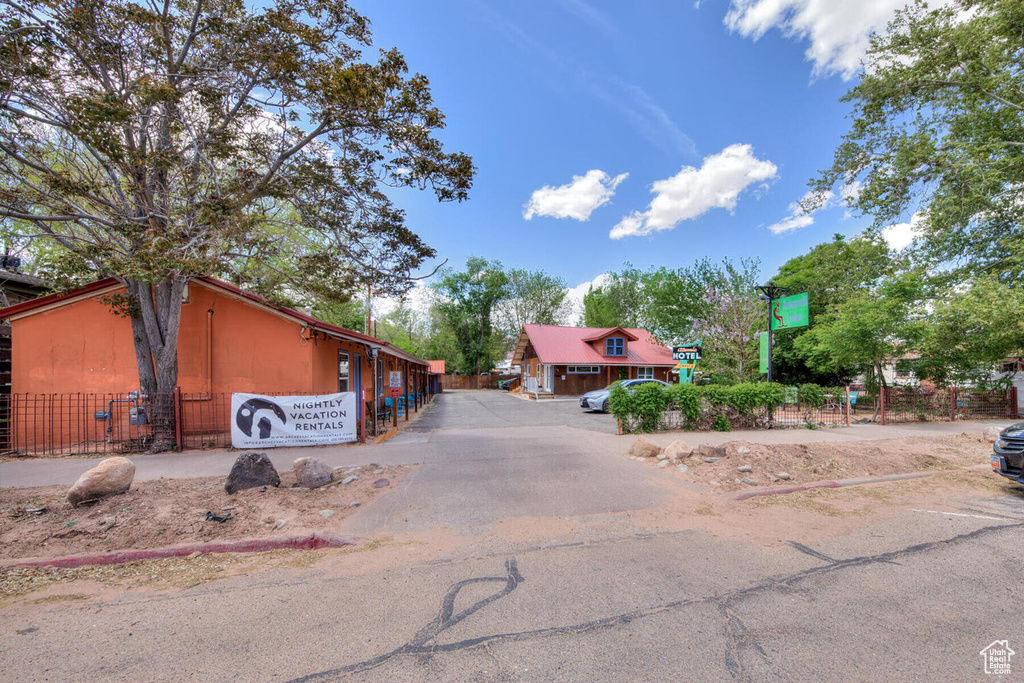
(6, 532, 359, 570)
(724, 466, 990, 502)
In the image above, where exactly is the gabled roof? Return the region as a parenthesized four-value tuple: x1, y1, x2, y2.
(513, 324, 675, 367)
(0, 275, 430, 367)
(580, 326, 640, 343)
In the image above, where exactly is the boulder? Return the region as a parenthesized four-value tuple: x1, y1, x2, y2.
(698, 443, 726, 459)
(777, 472, 791, 480)
(663, 440, 692, 460)
(737, 465, 753, 473)
(374, 478, 390, 488)
(984, 426, 1002, 443)
(225, 452, 281, 494)
(293, 457, 333, 488)
(656, 453, 668, 461)
(67, 457, 135, 507)
(628, 437, 662, 459)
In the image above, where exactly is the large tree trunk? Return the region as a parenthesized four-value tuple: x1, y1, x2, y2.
(125, 275, 187, 452)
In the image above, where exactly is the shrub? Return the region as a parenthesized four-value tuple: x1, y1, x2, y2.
(609, 381, 668, 433)
(712, 414, 730, 431)
(798, 383, 826, 409)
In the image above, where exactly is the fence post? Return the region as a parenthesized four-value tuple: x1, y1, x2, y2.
(950, 387, 956, 422)
(173, 386, 184, 450)
(845, 385, 851, 428)
(880, 387, 886, 426)
(1012, 387, 1018, 418)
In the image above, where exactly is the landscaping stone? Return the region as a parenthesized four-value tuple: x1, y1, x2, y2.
(737, 465, 753, 473)
(676, 465, 689, 473)
(657, 460, 669, 469)
(628, 437, 662, 459)
(374, 478, 390, 488)
(737, 446, 751, 455)
(293, 457, 332, 488)
(740, 477, 758, 486)
(342, 476, 359, 485)
(349, 500, 361, 508)
(274, 519, 287, 530)
(769, 476, 780, 483)
(777, 472, 791, 480)
(698, 443, 726, 459)
(656, 453, 668, 461)
(319, 510, 335, 518)
(701, 456, 721, 464)
(984, 426, 1002, 443)
(67, 457, 136, 507)
(225, 452, 280, 494)
(663, 440, 692, 460)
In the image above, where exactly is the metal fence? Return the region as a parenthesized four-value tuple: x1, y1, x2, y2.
(882, 386, 1017, 424)
(2, 388, 436, 457)
(5, 392, 176, 456)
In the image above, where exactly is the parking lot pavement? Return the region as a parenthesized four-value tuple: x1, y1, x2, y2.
(400, 389, 620, 434)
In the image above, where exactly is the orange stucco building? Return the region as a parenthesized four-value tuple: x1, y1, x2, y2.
(1, 276, 431, 451)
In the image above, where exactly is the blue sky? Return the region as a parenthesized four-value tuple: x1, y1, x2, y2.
(352, 0, 928, 305)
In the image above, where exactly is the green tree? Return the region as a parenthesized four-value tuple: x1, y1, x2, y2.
(432, 257, 508, 374)
(494, 268, 570, 340)
(810, 0, 1024, 280)
(0, 0, 473, 394)
(580, 285, 621, 328)
(796, 274, 925, 400)
(771, 234, 895, 384)
(691, 259, 763, 383)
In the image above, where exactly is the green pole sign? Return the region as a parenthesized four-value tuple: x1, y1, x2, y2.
(770, 292, 809, 330)
(759, 332, 769, 374)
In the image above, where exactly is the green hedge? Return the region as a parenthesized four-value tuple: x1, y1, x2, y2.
(610, 382, 786, 433)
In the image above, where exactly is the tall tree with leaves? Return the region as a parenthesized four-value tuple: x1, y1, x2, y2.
(432, 257, 508, 375)
(810, 0, 1024, 281)
(0, 0, 473, 394)
(494, 268, 570, 340)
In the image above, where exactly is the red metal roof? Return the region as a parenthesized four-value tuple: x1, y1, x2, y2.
(0, 275, 430, 367)
(519, 324, 675, 366)
(428, 360, 446, 374)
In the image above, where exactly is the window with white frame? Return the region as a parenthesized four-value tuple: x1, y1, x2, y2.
(568, 366, 600, 374)
(338, 351, 350, 392)
(637, 367, 654, 379)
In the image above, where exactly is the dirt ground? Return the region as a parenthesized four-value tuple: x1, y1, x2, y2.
(0, 464, 412, 562)
(630, 433, 994, 492)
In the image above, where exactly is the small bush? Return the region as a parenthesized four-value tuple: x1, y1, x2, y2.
(798, 383, 826, 409)
(712, 414, 730, 431)
(609, 381, 668, 433)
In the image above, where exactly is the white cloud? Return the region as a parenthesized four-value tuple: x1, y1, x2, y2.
(881, 213, 925, 251)
(374, 281, 434, 319)
(610, 144, 777, 239)
(765, 188, 832, 235)
(724, 0, 956, 79)
(524, 170, 628, 221)
(565, 273, 611, 323)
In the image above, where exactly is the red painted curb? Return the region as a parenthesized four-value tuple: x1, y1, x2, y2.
(7, 532, 358, 570)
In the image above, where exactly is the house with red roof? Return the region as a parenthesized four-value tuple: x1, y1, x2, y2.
(510, 324, 676, 396)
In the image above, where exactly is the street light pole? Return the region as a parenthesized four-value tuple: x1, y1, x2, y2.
(756, 282, 786, 383)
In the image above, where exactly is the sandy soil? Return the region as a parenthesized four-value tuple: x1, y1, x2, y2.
(0, 464, 412, 562)
(629, 433, 994, 492)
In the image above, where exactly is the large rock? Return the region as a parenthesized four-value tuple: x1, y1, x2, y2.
(293, 457, 332, 488)
(67, 457, 135, 507)
(984, 426, 1002, 443)
(225, 452, 281, 494)
(664, 440, 692, 460)
(628, 437, 662, 459)
(698, 443, 726, 459)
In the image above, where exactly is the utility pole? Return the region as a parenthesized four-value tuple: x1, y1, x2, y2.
(756, 282, 786, 383)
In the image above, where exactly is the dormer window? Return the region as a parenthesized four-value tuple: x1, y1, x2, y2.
(606, 337, 625, 356)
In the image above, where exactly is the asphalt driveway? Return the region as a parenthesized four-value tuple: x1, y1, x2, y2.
(401, 389, 618, 434)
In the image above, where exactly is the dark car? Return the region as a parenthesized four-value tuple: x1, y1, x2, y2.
(991, 422, 1024, 482)
(579, 378, 669, 413)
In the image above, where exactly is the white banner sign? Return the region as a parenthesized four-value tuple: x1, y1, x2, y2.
(230, 392, 357, 449)
(389, 371, 402, 389)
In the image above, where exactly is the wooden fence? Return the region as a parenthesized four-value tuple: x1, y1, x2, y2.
(442, 374, 518, 390)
